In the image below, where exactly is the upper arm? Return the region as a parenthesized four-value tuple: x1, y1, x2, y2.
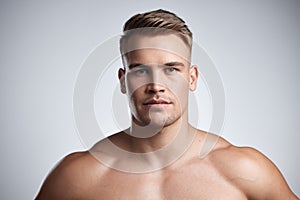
(35, 152, 87, 200)
(228, 147, 298, 200)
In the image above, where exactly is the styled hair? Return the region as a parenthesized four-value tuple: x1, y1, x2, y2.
(120, 9, 193, 54)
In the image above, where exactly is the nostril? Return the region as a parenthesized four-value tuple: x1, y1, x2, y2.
(147, 88, 154, 93)
(149, 90, 156, 94)
(146, 85, 165, 94)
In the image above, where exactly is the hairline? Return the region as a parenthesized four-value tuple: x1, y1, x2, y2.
(120, 32, 192, 68)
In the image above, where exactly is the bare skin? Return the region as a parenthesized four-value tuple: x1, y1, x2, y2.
(36, 129, 298, 200)
(36, 34, 298, 199)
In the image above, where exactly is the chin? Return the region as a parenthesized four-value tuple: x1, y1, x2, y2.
(138, 113, 182, 129)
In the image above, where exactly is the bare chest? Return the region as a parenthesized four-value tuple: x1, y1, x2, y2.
(80, 168, 247, 200)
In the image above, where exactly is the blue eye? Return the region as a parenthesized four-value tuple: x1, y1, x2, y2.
(165, 67, 177, 73)
(135, 69, 148, 75)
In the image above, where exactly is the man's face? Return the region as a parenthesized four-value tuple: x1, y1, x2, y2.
(119, 34, 198, 128)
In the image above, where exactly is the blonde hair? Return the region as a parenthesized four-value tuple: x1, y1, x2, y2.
(120, 9, 193, 53)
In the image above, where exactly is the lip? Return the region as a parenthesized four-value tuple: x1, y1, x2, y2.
(142, 98, 172, 107)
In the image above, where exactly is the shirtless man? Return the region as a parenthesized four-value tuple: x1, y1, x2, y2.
(36, 9, 298, 199)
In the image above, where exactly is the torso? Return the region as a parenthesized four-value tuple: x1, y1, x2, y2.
(66, 131, 248, 200)
(80, 159, 247, 200)
(36, 129, 298, 200)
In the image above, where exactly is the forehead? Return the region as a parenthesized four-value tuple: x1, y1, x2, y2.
(122, 34, 191, 66)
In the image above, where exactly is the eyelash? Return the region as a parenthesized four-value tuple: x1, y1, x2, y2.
(134, 69, 148, 75)
(132, 67, 179, 76)
(165, 67, 178, 73)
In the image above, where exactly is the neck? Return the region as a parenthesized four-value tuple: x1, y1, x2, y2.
(126, 113, 192, 153)
(94, 113, 198, 173)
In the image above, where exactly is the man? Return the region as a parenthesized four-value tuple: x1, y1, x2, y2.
(36, 9, 298, 199)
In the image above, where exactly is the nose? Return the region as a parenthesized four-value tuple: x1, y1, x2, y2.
(146, 83, 165, 94)
(145, 70, 165, 94)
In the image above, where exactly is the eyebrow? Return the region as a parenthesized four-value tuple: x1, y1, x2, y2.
(128, 63, 145, 70)
(128, 61, 185, 70)
(164, 61, 185, 67)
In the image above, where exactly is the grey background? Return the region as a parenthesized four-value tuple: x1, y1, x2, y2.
(0, 0, 299, 199)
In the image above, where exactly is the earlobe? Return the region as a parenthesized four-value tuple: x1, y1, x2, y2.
(118, 68, 126, 94)
(189, 65, 198, 91)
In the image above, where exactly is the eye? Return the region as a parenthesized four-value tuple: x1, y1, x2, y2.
(134, 68, 148, 76)
(165, 67, 177, 73)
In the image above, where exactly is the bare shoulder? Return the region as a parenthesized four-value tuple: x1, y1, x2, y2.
(207, 137, 298, 199)
(35, 151, 105, 199)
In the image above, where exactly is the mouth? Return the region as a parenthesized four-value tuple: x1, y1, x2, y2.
(142, 99, 172, 108)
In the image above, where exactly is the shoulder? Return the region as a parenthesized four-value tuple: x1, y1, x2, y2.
(35, 151, 105, 199)
(207, 140, 298, 199)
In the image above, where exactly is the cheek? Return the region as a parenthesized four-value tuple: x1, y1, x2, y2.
(126, 75, 148, 95)
(167, 75, 189, 93)
(167, 79, 190, 107)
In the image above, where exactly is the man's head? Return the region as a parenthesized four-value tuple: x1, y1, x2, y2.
(118, 9, 198, 128)
(120, 9, 193, 56)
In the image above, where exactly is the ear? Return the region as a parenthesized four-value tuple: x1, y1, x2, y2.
(118, 68, 126, 94)
(189, 65, 198, 91)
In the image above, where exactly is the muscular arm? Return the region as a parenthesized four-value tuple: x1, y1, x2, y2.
(219, 146, 298, 200)
(35, 152, 92, 200)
